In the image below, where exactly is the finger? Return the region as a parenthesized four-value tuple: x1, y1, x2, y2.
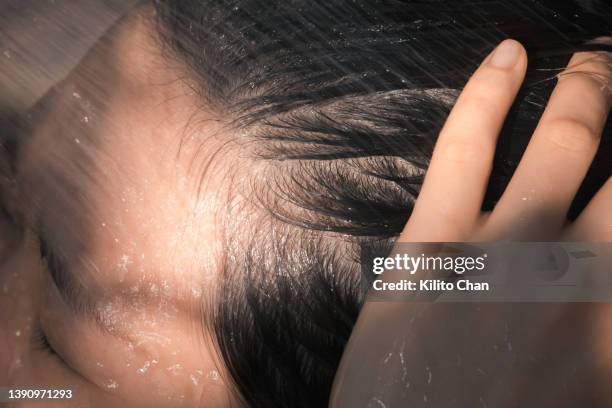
(567, 176, 612, 241)
(402, 39, 527, 241)
(490, 51, 611, 236)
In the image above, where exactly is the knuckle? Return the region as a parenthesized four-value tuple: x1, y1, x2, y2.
(467, 67, 520, 101)
(543, 118, 600, 154)
(461, 88, 503, 116)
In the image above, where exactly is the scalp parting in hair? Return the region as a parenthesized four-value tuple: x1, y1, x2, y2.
(153, 0, 611, 406)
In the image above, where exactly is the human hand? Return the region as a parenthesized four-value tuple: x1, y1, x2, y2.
(331, 39, 612, 408)
(403, 39, 611, 242)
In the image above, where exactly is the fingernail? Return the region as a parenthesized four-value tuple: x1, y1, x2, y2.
(489, 39, 521, 69)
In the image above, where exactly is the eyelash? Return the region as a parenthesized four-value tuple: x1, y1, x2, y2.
(35, 236, 59, 357)
(38, 235, 50, 263)
(38, 234, 65, 288)
(32, 326, 58, 356)
(38, 234, 63, 292)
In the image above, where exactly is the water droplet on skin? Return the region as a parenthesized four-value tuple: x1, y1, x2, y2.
(167, 364, 183, 375)
(137, 361, 151, 374)
(206, 370, 220, 382)
(72, 92, 81, 99)
(97, 302, 122, 329)
(190, 374, 199, 386)
(191, 287, 202, 298)
(3, 50, 11, 58)
(383, 352, 393, 364)
(14, 330, 20, 337)
(105, 379, 119, 389)
(118, 254, 132, 272)
(15, 357, 23, 368)
(371, 398, 386, 407)
(74, 138, 81, 144)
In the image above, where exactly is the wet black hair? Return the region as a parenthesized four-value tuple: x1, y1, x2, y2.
(154, 1, 611, 406)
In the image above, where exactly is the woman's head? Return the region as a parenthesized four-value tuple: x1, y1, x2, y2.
(1, 6, 234, 406)
(0, 0, 610, 407)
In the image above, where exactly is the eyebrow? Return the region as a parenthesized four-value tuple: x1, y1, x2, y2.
(38, 226, 193, 334)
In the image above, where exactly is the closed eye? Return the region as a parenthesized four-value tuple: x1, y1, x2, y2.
(32, 325, 58, 356)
